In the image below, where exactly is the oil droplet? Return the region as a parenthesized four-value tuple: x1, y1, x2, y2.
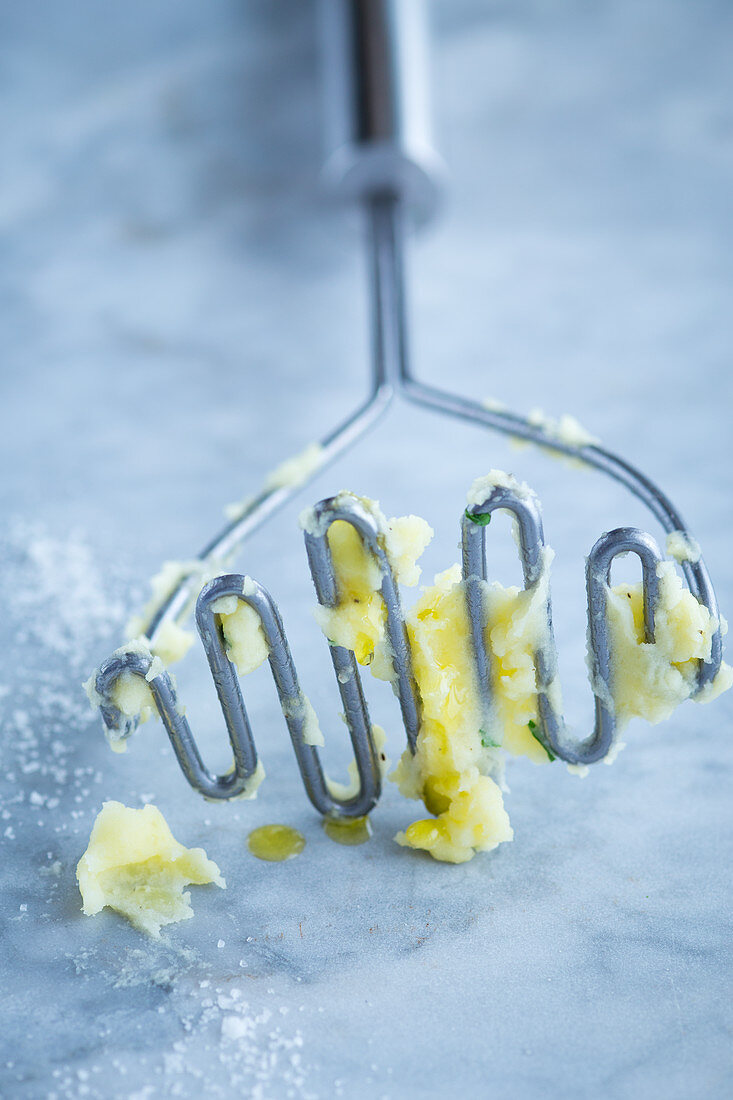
(322, 815, 372, 846)
(247, 825, 305, 862)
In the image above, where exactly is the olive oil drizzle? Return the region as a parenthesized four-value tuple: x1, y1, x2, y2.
(247, 824, 305, 862)
(322, 815, 372, 846)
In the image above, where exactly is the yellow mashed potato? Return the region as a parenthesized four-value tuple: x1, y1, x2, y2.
(603, 562, 732, 729)
(77, 801, 225, 938)
(314, 482, 731, 864)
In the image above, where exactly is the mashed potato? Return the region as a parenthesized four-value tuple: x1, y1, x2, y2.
(77, 802, 225, 938)
(313, 479, 731, 863)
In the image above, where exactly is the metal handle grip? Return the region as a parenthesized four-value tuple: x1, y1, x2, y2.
(319, 0, 444, 221)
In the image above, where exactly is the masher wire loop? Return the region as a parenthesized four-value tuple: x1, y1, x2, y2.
(193, 568, 380, 815)
(303, 494, 421, 751)
(462, 482, 556, 752)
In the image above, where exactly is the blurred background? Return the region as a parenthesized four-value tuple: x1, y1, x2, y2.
(1, 1, 732, 1097)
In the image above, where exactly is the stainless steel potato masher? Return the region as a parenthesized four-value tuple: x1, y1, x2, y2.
(90, 0, 723, 813)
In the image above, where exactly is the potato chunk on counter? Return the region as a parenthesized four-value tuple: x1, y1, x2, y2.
(77, 802, 225, 938)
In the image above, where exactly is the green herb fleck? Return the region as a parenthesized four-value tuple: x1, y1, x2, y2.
(479, 729, 501, 749)
(527, 718, 555, 762)
(465, 508, 492, 526)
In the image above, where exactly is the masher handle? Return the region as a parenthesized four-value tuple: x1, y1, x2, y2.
(319, 0, 444, 220)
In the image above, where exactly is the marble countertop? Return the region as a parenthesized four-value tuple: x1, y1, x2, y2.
(1, 1, 732, 1096)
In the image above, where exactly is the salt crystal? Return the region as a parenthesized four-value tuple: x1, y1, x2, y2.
(221, 1015, 250, 1042)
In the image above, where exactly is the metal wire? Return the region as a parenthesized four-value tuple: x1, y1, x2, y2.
(92, 191, 723, 802)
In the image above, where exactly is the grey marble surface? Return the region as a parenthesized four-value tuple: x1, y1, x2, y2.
(1, 1, 732, 1097)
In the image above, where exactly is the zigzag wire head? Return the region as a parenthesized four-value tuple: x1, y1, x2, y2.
(93, 481, 722, 810)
